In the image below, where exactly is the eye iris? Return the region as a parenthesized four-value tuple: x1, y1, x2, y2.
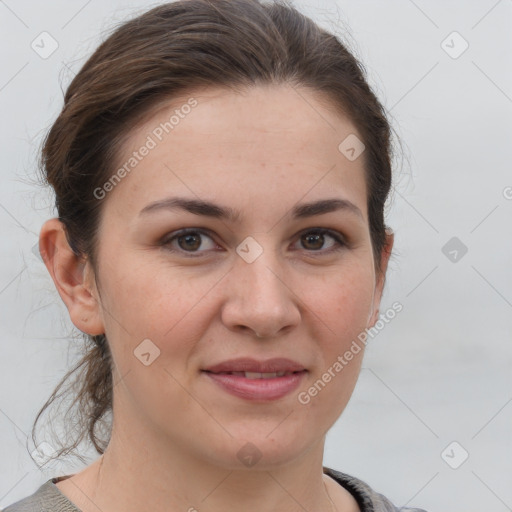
(302, 232, 324, 250)
(178, 233, 201, 251)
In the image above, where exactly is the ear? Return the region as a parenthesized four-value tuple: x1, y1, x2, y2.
(367, 228, 394, 327)
(38, 218, 105, 336)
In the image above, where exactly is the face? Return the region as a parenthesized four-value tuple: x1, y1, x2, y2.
(79, 84, 391, 469)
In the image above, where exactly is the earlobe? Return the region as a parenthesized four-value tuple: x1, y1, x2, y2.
(39, 218, 105, 336)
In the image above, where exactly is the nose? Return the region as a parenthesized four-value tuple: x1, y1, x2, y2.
(220, 243, 301, 338)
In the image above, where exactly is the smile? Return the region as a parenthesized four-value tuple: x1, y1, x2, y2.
(212, 371, 297, 378)
(202, 370, 308, 401)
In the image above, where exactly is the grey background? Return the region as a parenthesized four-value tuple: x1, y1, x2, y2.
(1, 1, 511, 511)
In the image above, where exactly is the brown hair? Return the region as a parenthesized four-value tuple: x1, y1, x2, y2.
(31, 0, 395, 463)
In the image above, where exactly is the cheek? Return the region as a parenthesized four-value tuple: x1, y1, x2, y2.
(97, 264, 213, 409)
(98, 255, 219, 359)
(302, 260, 375, 346)
(294, 266, 372, 422)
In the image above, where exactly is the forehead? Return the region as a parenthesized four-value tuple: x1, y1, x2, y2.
(103, 84, 368, 223)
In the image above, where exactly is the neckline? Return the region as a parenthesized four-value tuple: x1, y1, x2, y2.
(323, 466, 371, 511)
(46, 467, 369, 512)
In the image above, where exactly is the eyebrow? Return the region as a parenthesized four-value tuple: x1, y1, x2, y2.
(139, 196, 364, 222)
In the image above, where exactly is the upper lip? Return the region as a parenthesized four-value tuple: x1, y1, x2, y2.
(203, 357, 306, 373)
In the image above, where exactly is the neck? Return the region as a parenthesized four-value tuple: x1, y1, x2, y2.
(94, 432, 334, 512)
(63, 424, 340, 512)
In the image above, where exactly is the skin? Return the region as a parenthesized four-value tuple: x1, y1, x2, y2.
(40, 84, 393, 512)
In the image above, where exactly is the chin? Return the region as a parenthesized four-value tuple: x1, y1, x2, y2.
(197, 426, 315, 471)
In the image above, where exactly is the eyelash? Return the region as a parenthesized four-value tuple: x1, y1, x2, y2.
(160, 227, 347, 257)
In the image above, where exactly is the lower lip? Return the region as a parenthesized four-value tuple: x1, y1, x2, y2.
(202, 371, 307, 401)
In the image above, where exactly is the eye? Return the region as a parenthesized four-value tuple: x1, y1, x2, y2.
(161, 229, 219, 255)
(294, 228, 346, 253)
(160, 227, 347, 257)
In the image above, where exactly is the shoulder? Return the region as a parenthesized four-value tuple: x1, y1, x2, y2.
(1, 478, 80, 512)
(323, 466, 429, 512)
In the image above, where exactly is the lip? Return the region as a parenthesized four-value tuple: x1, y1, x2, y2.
(203, 370, 307, 401)
(203, 357, 306, 374)
(202, 357, 308, 401)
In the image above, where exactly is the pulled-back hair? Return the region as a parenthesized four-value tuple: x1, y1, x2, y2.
(31, 0, 394, 464)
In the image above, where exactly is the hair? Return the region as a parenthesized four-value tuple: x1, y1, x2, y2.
(31, 0, 396, 464)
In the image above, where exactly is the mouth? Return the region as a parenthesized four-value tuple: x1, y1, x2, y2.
(203, 357, 306, 374)
(203, 370, 303, 379)
(201, 369, 308, 401)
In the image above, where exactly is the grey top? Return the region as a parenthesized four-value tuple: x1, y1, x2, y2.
(2, 466, 428, 512)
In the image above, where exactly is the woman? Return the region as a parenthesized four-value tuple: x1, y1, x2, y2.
(4, 0, 427, 511)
